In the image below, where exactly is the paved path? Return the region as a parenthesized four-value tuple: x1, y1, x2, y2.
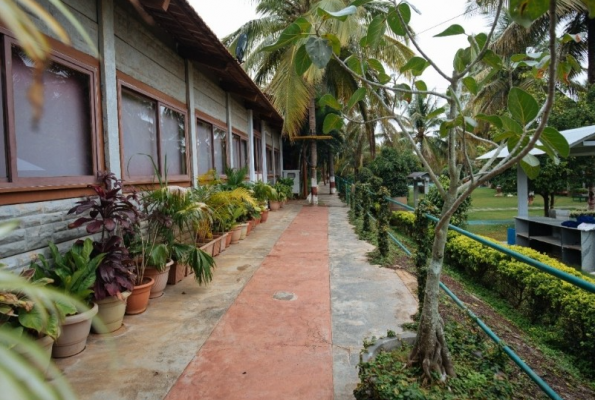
(56, 185, 417, 400)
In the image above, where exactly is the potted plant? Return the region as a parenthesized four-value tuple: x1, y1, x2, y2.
(67, 172, 140, 333)
(141, 174, 216, 287)
(30, 239, 102, 357)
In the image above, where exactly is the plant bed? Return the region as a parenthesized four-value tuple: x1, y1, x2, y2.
(168, 262, 186, 285)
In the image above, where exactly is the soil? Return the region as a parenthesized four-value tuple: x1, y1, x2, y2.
(392, 258, 595, 400)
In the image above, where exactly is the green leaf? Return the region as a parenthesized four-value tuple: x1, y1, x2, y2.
(387, 4, 411, 36)
(541, 126, 569, 157)
(322, 33, 341, 55)
(351, 0, 373, 6)
(434, 24, 465, 37)
(377, 72, 391, 84)
(511, 53, 527, 62)
(323, 114, 344, 133)
(426, 106, 445, 120)
(469, 33, 487, 50)
(400, 56, 429, 76)
(305, 37, 332, 68)
(367, 58, 385, 73)
(481, 49, 503, 69)
(294, 45, 312, 75)
(394, 83, 412, 103)
(521, 154, 541, 179)
(476, 113, 503, 129)
(414, 80, 427, 92)
(347, 87, 366, 111)
(493, 130, 516, 142)
(367, 15, 386, 50)
(346, 55, 366, 75)
(464, 116, 478, 128)
(508, 87, 539, 125)
(500, 115, 523, 134)
(262, 22, 305, 52)
(509, 0, 549, 28)
(318, 94, 342, 111)
(317, 5, 357, 21)
(462, 76, 478, 95)
(294, 17, 312, 33)
(453, 48, 468, 73)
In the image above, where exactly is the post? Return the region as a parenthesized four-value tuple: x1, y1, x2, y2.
(185, 60, 198, 186)
(329, 153, 336, 194)
(226, 93, 234, 169)
(517, 165, 529, 217)
(98, 0, 121, 178)
(247, 110, 255, 181)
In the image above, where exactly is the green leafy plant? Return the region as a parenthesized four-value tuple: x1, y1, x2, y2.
(30, 239, 104, 307)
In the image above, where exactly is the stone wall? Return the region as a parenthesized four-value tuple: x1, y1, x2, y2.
(0, 198, 92, 271)
(194, 69, 227, 123)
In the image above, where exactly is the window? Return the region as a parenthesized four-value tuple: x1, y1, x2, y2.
(232, 134, 247, 169)
(1, 40, 98, 188)
(197, 120, 213, 175)
(275, 149, 281, 176)
(266, 147, 273, 176)
(254, 137, 262, 172)
(120, 86, 187, 180)
(197, 120, 226, 175)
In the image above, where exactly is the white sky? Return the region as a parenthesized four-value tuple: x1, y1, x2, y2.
(188, 0, 489, 91)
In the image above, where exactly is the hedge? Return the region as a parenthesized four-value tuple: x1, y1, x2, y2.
(390, 210, 595, 372)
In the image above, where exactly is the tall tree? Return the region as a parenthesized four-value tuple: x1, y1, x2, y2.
(223, 0, 414, 201)
(278, 0, 573, 380)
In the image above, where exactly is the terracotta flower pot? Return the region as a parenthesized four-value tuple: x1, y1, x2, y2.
(239, 223, 249, 240)
(17, 335, 54, 377)
(225, 230, 233, 247)
(269, 200, 281, 211)
(198, 240, 215, 256)
(216, 233, 228, 252)
(144, 260, 173, 299)
(53, 302, 98, 358)
(168, 262, 186, 284)
(93, 292, 131, 333)
(230, 226, 242, 244)
(260, 209, 269, 223)
(126, 277, 155, 315)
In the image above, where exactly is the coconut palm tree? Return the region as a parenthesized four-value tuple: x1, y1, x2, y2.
(223, 0, 413, 198)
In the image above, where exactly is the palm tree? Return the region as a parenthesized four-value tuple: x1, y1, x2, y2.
(406, 94, 447, 171)
(223, 0, 413, 198)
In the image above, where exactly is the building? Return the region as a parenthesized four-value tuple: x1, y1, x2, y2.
(0, 0, 284, 270)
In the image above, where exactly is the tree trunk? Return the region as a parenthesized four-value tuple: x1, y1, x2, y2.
(589, 184, 595, 211)
(309, 96, 318, 204)
(588, 13, 595, 84)
(408, 210, 456, 380)
(329, 153, 336, 194)
(542, 194, 550, 217)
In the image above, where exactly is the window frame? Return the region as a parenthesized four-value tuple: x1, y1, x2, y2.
(117, 72, 190, 184)
(0, 34, 102, 192)
(196, 118, 227, 175)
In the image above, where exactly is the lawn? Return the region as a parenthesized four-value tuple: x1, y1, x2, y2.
(407, 186, 588, 241)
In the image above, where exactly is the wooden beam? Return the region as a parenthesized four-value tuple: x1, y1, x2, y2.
(178, 46, 229, 70)
(220, 82, 260, 102)
(292, 135, 333, 140)
(142, 0, 171, 11)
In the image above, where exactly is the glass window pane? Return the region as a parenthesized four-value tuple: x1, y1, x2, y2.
(275, 150, 281, 175)
(266, 148, 272, 174)
(213, 127, 226, 173)
(0, 67, 6, 179)
(12, 47, 92, 178)
(121, 89, 157, 177)
(254, 137, 261, 172)
(160, 106, 186, 176)
(241, 139, 247, 168)
(197, 120, 213, 175)
(233, 135, 240, 170)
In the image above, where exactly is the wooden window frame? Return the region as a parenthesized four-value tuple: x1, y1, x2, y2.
(266, 145, 273, 178)
(117, 72, 190, 185)
(0, 32, 103, 205)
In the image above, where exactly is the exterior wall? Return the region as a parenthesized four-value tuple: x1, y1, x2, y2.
(231, 97, 248, 134)
(194, 69, 227, 123)
(30, 0, 98, 56)
(114, 2, 186, 103)
(0, 0, 283, 271)
(0, 198, 90, 271)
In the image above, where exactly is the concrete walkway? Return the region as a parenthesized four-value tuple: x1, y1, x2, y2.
(55, 184, 417, 400)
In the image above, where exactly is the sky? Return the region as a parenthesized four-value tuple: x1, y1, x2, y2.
(188, 0, 489, 91)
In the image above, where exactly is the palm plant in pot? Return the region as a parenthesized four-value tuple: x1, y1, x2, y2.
(30, 239, 103, 357)
(251, 181, 276, 223)
(142, 173, 216, 286)
(67, 172, 140, 333)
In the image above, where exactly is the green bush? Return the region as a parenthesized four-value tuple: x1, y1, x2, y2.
(369, 147, 419, 197)
(390, 209, 595, 374)
(444, 234, 595, 373)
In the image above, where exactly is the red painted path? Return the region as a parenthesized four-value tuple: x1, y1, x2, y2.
(166, 206, 333, 400)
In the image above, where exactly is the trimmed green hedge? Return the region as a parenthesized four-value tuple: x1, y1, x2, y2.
(390, 210, 595, 372)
